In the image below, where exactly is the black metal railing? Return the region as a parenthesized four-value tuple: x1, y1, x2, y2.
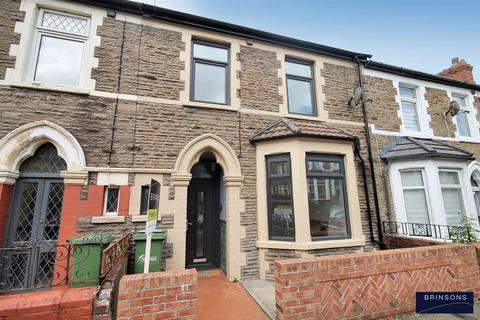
(0, 241, 74, 294)
(382, 220, 471, 241)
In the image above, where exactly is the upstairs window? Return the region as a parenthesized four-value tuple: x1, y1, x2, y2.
(191, 41, 229, 104)
(266, 154, 295, 241)
(32, 10, 90, 86)
(399, 85, 421, 132)
(285, 59, 316, 116)
(452, 95, 471, 137)
(104, 187, 120, 216)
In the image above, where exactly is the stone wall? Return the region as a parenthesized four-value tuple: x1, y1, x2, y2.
(275, 244, 480, 319)
(0, 0, 23, 80)
(116, 269, 197, 320)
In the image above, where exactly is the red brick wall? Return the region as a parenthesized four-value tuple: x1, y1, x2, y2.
(0, 286, 97, 320)
(384, 234, 443, 249)
(58, 184, 131, 244)
(275, 244, 480, 320)
(117, 269, 197, 320)
(0, 184, 13, 247)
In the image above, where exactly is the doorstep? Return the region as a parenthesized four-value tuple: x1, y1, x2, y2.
(241, 279, 275, 320)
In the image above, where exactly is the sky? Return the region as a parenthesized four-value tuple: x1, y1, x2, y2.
(135, 0, 480, 80)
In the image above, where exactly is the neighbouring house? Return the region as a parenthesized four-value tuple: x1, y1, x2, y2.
(0, 0, 479, 297)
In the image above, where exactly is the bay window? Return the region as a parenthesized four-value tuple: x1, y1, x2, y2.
(306, 155, 349, 240)
(439, 170, 466, 225)
(400, 170, 430, 225)
(266, 154, 295, 241)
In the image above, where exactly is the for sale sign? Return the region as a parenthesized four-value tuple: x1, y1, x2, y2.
(145, 179, 160, 234)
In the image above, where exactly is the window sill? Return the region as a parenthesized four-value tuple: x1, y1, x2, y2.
(256, 237, 365, 251)
(7, 81, 90, 96)
(91, 216, 125, 224)
(183, 101, 239, 112)
(131, 215, 147, 222)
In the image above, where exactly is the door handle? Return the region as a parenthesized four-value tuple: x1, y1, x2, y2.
(187, 222, 193, 228)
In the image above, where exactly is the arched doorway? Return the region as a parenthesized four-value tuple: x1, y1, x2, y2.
(3, 143, 67, 290)
(186, 151, 224, 269)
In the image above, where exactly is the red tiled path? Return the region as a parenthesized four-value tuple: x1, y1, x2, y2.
(197, 270, 269, 320)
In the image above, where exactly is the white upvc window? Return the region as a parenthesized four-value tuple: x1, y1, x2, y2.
(452, 94, 472, 138)
(30, 9, 90, 87)
(399, 85, 421, 132)
(104, 187, 120, 216)
(438, 170, 466, 225)
(400, 170, 430, 225)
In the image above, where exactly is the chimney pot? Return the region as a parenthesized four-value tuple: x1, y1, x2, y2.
(439, 58, 475, 83)
(452, 57, 459, 65)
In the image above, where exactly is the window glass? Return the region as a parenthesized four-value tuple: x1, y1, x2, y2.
(267, 155, 295, 240)
(439, 170, 465, 225)
(400, 170, 430, 225)
(285, 61, 312, 77)
(286, 78, 314, 115)
(193, 43, 228, 63)
(140, 185, 149, 215)
(193, 63, 226, 104)
(399, 86, 416, 99)
(471, 175, 480, 221)
(452, 96, 471, 137)
(105, 188, 119, 215)
(34, 36, 83, 86)
(306, 155, 349, 240)
(191, 42, 229, 104)
(306, 159, 341, 175)
(285, 60, 315, 116)
(401, 101, 420, 132)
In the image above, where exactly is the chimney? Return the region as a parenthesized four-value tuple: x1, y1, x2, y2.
(438, 57, 475, 83)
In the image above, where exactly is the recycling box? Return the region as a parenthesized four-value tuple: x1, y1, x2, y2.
(133, 230, 166, 273)
(67, 234, 113, 288)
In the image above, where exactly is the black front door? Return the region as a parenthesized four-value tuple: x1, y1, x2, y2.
(186, 179, 220, 269)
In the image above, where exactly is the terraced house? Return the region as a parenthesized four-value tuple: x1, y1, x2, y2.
(0, 0, 479, 295)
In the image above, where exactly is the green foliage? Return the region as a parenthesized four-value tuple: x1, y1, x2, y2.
(450, 213, 480, 243)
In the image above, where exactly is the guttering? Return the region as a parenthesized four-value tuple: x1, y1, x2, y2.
(365, 60, 480, 92)
(73, 0, 371, 61)
(355, 57, 387, 249)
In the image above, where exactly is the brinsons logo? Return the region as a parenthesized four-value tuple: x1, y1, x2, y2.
(138, 254, 158, 263)
(416, 292, 473, 314)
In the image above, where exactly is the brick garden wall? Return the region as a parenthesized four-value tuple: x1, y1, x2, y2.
(275, 244, 480, 320)
(0, 286, 97, 320)
(383, 234, 444, 249)
(117, 269, 197, 319)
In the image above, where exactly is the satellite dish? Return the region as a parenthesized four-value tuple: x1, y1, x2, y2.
(348, 85, 363, 106)
(447, 100, 460, 116)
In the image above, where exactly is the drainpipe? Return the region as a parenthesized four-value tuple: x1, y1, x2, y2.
(355, 57, 387, 249)
(353, 138, 375, 243)
(382, 164, 393, 223)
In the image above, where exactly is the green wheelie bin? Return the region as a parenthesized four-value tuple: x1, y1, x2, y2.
(67, 234, 113, 288)
(133, 230, 166, 273)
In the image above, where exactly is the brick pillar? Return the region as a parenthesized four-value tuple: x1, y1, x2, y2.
(0, 184, 13, 247)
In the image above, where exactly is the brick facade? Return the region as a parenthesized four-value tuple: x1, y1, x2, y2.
(275, 244, 480, 319)
(117, 269, 197, 320)
(0, 0, 479, 284)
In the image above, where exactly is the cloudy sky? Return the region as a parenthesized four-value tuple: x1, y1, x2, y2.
(135, 0, 480, 80)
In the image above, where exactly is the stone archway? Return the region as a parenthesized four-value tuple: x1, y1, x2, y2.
(0, 120, 87, 184)
(169, 134, 246, 281)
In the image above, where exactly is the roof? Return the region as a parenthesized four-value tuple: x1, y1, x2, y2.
(249, 118, 355, 143)
(380, 136, 474, 161)
(365, 61, 480, 92)
(73, 0, 371, 61)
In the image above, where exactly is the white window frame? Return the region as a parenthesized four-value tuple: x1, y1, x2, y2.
(398, 84, 422, 133)
(438, 169, 466, 225)
(399, 169, 431, 225)
(390, 159, 478, 233)
(450, 93, 479, 141)
(103, 187, 120, 217)
(28, 9, 90, 88)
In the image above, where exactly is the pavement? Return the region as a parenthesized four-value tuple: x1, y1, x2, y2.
(197, 269, 268, 320)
